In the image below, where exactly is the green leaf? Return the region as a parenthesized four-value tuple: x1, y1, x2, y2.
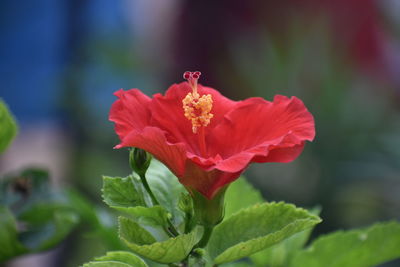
(145, 160, 186, 225)
(224, 177, 264, 218)
(250, 231, 310, 267)
(115, 206, 169, 227)
(119, 216, 201, 263)
(102, 176, 147, 208)
(222, 262, 255, 267)
(102, 175, 169, 226)
(103, 161, 185, 228)
(292, 221, 400, 267)
(208, 202, 322, 264)
(119, 216, 156, 244)
(250, 207, 321, 267)
(88, 251, 148, 267)
(0, 99, 18, 153)
(103, 175, 168, 226)
(83, 262, 131, 267)
(0, 206, 27, 261)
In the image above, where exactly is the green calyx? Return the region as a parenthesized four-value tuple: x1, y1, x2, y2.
(191, 187, 227, 228)
(189, 187, 228, 248)
(129, 148, 152, 177)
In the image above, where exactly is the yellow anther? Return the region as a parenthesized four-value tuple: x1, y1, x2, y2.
(182, 89, 213, 134)
(182, 71, 213, 133)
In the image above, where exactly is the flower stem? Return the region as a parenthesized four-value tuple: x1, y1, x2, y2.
(139, 173, 180, 237)
(196, 225, 214, 248)
(139, 173, 159, 206)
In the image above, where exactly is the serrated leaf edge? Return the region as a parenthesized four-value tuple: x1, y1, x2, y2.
(215, 217, 321, 264)
(118, 216, 201, 263)
(223, 202, 321, 225)
(82, 261, 132, 267)
(213, 202, 322, 264)
(94, 250, 149, 267)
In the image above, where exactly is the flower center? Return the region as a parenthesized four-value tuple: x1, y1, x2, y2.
(182, 71, 214, 134)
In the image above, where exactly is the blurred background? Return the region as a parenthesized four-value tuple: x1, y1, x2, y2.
(1, 0, 400, 266)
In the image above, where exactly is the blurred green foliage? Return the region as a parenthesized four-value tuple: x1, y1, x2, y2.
(0, 104, 123, 265)
(0, 169, 78, 262)
(0, 166, 125, 265)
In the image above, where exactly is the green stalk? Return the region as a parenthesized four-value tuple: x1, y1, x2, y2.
(139, 173, 160, 206)
(139, 173, 180, 237)
(196, 225, 214, 248)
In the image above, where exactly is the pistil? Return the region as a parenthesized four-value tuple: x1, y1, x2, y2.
(198, 126, 207, 157)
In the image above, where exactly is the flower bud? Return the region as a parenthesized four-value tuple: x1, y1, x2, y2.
(129, 148, 152, 176)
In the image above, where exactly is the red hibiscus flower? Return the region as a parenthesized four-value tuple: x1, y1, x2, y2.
(110, 72, 315, 200)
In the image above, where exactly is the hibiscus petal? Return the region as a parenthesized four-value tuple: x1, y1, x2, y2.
(252, 142, 305, 163)
(115, 126, 187, 177)
(109, 89, 152, 140)
(182, 160, 242, 199)
(150, 83, 196, 151)
(208, 95, 315, 173)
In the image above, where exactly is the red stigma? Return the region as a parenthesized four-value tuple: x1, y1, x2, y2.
(183, 71, 191, 80)
(192, 72, 200, 79)
(183, 71, 202, 95)
(183, 71, 201, 82)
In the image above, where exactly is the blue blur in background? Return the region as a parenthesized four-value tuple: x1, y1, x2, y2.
(1, 0, 67, 122)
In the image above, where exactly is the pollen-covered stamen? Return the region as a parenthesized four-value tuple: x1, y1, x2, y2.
(183, 93, 213, 133)
(182, 71, 214, 134)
